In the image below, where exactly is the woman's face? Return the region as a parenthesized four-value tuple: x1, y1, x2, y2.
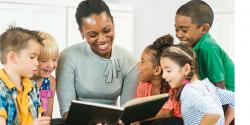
(79, 12, 115, 58)
(138, 50, 156, 82)
(160, 57, 186, 89)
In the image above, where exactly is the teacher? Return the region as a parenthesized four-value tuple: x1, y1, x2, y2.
(56, 0, 138, 119)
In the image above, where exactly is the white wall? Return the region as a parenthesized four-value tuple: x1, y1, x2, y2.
(125, 0, 234, 60)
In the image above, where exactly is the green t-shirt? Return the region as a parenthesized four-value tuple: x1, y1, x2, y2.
(193, 33, 235, 91)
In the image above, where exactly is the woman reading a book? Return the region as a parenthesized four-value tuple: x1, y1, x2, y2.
(134, 35, 184, 125)
(56, 0, 138, 122)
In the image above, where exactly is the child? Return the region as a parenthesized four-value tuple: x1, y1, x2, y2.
(32, 32, 59, 117)
(0, 26, 50, 125)
(135, 35, 183, 125)
(175, 0, 234, 91)
(160, 44, 235, 125)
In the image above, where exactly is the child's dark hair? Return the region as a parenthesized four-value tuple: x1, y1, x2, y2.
(0, 25, 43, 64)
(75, 0, 113, 28)
(176, 0, 214, 27)
(146, 34, 174, 93)
(161, 44, 197, 81)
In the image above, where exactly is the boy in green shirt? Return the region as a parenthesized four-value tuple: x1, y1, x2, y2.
(174, 0, 235, 92)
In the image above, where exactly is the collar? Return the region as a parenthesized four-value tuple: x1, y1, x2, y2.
(193, 33, 210, 51)
(0, 69, 33, 90)
(85, 42, 120, 83)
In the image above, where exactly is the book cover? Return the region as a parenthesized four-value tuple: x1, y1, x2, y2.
(66, 94, 169, 125)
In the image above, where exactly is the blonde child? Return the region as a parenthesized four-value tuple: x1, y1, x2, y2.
(32, 32, 59, 117)
(134, 35, 183, 125)
(160, 44, 234, 125)
(0, 26, 50, 125)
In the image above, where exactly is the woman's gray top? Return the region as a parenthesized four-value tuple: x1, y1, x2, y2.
(56, 41, 138, 116)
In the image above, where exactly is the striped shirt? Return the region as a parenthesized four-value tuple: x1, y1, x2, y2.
(180, 78, 234, 125)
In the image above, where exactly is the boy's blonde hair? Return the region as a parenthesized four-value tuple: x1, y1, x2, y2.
(0, 26, 43, 64)
(38, 32, 59, 61)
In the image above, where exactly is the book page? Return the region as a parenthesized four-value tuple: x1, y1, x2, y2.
(72, 100, 124, 110)
(121, 93, 169, 108)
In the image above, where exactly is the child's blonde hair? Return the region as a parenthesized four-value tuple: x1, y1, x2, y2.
(38, 32, 59, 61)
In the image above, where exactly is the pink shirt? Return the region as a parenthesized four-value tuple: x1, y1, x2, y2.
(136, 82, 181, 118)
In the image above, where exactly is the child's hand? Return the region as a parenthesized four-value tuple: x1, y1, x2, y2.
(32, 116, 51, 125)
(0, 116, 6, 125)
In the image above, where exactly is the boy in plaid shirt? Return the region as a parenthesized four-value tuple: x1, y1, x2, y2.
(0, 26, 50, 125)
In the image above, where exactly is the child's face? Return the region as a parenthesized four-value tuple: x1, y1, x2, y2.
(15, 40, 41, 78)
(175, 15, 204, 47)
(138, 50, 156, 82)
(160, 57, 186, 89)
(37, 57, 58, 78)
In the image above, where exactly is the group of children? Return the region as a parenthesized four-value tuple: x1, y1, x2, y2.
(0, 27, 59, 125)
(134, 0, 234, 125)
(0, 0, 234, 125)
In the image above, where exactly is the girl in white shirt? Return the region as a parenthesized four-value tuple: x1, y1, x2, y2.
(160, 44, 234, 125)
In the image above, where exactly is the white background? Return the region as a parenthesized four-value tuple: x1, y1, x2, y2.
(1, 0, 245, 123)
(235, 0, 249, 124)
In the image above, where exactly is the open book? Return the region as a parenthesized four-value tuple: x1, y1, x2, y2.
(66, 93, 169, 125)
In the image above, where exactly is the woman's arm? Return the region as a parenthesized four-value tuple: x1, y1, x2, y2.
(120, 66, 138, 105)
(56, 50, 77, 117)
(199, 113, 220, 125)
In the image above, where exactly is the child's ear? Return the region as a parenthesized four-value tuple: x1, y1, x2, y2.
(183, 63, 191, 76)
(7, 51, 17, 64)
(201, 23, 210, 34)
(154, 66, 162, 76)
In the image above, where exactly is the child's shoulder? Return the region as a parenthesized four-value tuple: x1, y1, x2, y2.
(49, 75, 56, 89)
(0, 80, 14, 97)
(182, 80, 207, 96)
(49, 75, 56, 81)
(199, 34, 220, 51)
(0, 79, 7, 91)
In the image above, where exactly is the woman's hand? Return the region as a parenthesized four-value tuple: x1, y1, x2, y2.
(32, 116, 51, 125)
(117, 120, 124, 125)
(95, 120, 125, 125)
(130, 121, 140, 125)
